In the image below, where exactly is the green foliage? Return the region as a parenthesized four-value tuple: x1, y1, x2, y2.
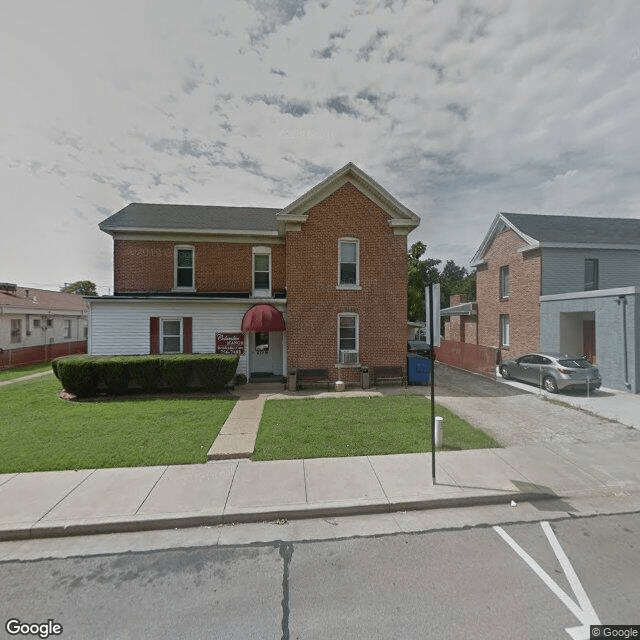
(100, 357, 131, 395)
(55, 355, 99, 398)
(407, 243, 476, 321)
(54, 354, 239, 397)
(61, 280, 98, 296)
(0, 376, 236, 473)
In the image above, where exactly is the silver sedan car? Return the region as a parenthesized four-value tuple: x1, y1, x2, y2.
(499, 352, 602, 393)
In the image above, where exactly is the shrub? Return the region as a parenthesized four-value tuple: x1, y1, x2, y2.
(55, 355, 99, 398)
(127, 356, 162, 393)
(51, 359, 60, 380)
(162, 355, 193, 392)
(234, 373, 247, 386)
(54, 353, 239, 397)
(100, 357, 131, 395)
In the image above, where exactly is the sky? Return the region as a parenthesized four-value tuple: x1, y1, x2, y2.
(2, 0, 639, 295)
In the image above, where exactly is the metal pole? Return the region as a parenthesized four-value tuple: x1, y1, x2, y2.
(428, 283, 436, 483)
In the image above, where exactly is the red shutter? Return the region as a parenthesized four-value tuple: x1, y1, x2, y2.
(183, 317, 192, 353)
(150, 317, 160, 354)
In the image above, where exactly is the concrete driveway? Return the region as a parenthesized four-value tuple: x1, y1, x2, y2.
(434, 363, 640, 447)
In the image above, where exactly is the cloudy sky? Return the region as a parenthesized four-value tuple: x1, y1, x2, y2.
(2, 0, 639, 294)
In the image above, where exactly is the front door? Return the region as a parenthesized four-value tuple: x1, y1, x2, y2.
(251, 332, 274, 376)
(583, 320, 596, 363)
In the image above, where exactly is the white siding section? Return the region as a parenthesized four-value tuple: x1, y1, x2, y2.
(88, 299, 287, 378)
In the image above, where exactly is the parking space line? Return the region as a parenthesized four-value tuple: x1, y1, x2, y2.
(494, 522, 600, 640)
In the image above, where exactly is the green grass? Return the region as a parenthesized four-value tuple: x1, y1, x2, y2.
(0, 363, 53, 382)
(0, 376, 236, 473)
(252, 396, 499, 461)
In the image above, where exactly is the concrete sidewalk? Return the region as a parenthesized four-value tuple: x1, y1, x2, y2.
(1, 440, 639, 542)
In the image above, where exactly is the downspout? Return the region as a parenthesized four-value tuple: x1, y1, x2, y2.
(617, 296, 631, 391)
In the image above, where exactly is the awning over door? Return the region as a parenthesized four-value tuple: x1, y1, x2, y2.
(241, 304, 286, 332)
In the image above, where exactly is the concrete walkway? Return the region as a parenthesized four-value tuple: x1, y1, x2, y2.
(499, 376, 640, 430)
(0, 369, 53, 387)
(1, 440, 639, 542)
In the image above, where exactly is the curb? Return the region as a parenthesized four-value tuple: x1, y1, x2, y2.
(0, 490, 553, 542)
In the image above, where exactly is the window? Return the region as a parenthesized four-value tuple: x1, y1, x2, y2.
(161, 319, 182, 354)
(32, 318, 40, 329)
(252, 247, 271, 296)
(175, 246, 194, 289)
(63, 319, 71, 339)
(10, 319, 22, 343)
(500, 314, 510, 347)
(499, 266, 509, 298)
(338, 239, 359, 287)
(585, 259, 599, 291)
(46, 318, 53, 327)
(84, 325, 88, 339)
(338, 313, 359, 364)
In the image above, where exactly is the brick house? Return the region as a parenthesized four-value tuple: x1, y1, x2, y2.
(87, 163, 420, 383)
(0, 283, 87, 368)
(470, 212, 640, 392)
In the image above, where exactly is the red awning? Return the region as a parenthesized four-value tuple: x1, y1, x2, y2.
(241, 304, 286, 332)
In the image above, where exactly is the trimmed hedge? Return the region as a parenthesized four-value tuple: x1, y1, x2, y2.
(53, 354, 239, 398)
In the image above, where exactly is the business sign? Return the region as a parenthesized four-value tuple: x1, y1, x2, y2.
(215, 332, 245, 355)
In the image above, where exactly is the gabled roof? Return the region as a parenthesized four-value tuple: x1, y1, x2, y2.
(98, 163, 420, 239)
(0, 286, 87, 313)
(471, 212, 640, 266)
(99, 204, 281, 236)
(276, 162, 420, 235)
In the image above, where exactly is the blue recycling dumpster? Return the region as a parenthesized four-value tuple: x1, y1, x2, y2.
(407, 355, 431, 385)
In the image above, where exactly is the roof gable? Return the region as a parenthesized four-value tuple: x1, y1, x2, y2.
(275, 162, 420, 236)
(471, 212, 640, 266)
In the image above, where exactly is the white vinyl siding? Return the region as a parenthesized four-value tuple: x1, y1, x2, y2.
(87, 299, 287, 378)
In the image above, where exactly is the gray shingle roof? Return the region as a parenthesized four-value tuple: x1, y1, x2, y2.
(99, 203, 281, 233)
(501, 212, 640, 244)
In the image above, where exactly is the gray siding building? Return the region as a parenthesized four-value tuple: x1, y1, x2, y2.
(475, 213, 640, 393)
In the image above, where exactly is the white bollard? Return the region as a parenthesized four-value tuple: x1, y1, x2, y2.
(334, 380, 345, 392)
(434, 416, 443, 448)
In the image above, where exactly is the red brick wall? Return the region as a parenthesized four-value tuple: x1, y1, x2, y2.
(114, 240, 285, 294)
(285, 182, 408, 382)
(476, 229, 541, 357)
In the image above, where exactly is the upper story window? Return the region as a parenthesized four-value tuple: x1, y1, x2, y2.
(499, 265, 509, 299)
(253, 247, 272, 297)
(585, 259, 599, 291)
(175, 246, 195, 290)
(338, 313, 359, 365)
(338, 238, 360, 289)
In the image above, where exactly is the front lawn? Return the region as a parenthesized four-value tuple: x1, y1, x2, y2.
(0, 363, 52, 382)
(252, 396, 499, 460)
(0, 376, 236, 473)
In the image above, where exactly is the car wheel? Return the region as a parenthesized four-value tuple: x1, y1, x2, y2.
(499, 365, 510, 380)
(543, 376, 558, 393)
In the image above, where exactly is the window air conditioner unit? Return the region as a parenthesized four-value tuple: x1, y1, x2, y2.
(339, 350, 358, 364)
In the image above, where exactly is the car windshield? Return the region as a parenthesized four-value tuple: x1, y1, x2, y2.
(558, 358, 592, 369)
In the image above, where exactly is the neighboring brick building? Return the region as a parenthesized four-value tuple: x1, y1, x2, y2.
(469, 212, 640, 392)
(88, 163, 420, 383)
(0, 284, 87, 368)
(441, 294, 478, 344)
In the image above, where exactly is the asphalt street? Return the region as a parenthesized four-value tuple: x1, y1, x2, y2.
(1, 511, 638, 640)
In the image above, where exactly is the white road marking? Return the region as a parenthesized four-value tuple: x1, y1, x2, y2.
(494, 521, 600, 640)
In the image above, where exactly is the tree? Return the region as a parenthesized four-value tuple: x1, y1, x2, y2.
(61, 280, 97, 296)
(407, 244, 476, 321)
(407, 242, 440, 321)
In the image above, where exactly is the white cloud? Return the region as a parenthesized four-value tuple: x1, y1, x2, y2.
(1, 0, 639, 292)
